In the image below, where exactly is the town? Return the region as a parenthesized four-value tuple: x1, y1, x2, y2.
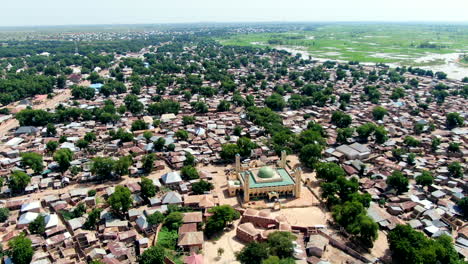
(0, 23, 467, 264)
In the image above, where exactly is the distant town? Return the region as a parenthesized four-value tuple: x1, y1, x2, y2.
(0, 23, 466, 264)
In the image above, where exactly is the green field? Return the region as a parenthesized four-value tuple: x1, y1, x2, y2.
(217, 24, 468, 66)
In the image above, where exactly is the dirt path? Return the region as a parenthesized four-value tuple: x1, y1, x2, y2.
(0, 89, 71, 137)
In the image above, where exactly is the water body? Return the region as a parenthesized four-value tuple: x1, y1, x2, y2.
(267, 44, 468, 80)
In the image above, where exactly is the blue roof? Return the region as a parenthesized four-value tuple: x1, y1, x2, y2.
(90, 83, 104, 89)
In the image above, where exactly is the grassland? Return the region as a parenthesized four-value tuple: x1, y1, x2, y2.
(217, 23, 468, 66)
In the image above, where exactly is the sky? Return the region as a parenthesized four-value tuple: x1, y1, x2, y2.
(2, 0, 468, 27)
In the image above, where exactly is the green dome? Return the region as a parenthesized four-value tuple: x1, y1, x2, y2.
(258, 167, 275, 178)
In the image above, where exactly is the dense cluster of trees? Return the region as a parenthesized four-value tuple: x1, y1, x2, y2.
(0, 73, 56, 105)
(204, 205, 240, 237)
(236, 231, 296, 264)
(316, 162, 377, 247)
(388, 224, 464, 264)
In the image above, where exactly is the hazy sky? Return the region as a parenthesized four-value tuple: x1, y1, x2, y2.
(2, 0, 468, 27)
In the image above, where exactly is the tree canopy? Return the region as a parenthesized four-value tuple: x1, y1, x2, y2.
(8, 233, 34, 264)
(108, 185, 132, 216)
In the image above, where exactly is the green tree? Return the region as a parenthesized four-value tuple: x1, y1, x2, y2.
(8, 233, 34, 264)
(124, 94, 144, 115)
(53, 148, 73, 172)
(446, 112, 464, 129)
(143, 131, 153, 142)
(205, 205, 240, 237)
(262, 256, 295, 264)
(316, 162, 345, 182)
(182, 116, 195, 125)
(388, 224, 463, 264)
(217, 100, 231, 112)
(0, 207, 9, 222)
(142, 153, 156, 173)
(192, 101, 208, 113)
(336, 127, 354, 144)
(236, 242, 269, 264)
(9, 171, 31, 194)
(416, 171, 433, 187)
(140, 177, 157, 199)
(108, 186, 132, 216)
(457, 197, 468, 217)
(147, 211, 164, 226)
(138, 245, 165, 264)
(84, 132, 97, 142)
(265, 93, 286, 111)
(16, 109, 54, 126)
(448, 142, 460, 153)
(131, 120, 148, 131)
(372, 106, 388, 120)
(175, 129, 189, 141)
(91, 157, 115, 180)
(28, 214, 46, 235)
(46, 123, 56, 136)
(356, 123, 376, 142)
(184, 152, 196, 166)
(181, 165, 199, 180)
(164, 212, 183, 230)
(404, 136, 421, 147)
(153, 137, 166, 151)
(76, 139, 89, 149)
(46, 141, 59, 153)
(406, 153, 416, 165)
(299, 144, 323, 169)
(114, 156, 132, 177)
(431, 138, 441, 151)
(331, 111, 352, 128)
(83, 208, 102, 230)
(374, 126, 388, 144)
(220, 144, 240, 161)
(237, 137, 257, 157)
(267, 231, 296, 259)
(20, 152, 43, 174)
(192, 180, 214, 195)
(386, 171, 409, 194)
(448, 162, 463, 178)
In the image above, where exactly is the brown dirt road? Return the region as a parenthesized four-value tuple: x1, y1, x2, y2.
(0, 89, 71, 138)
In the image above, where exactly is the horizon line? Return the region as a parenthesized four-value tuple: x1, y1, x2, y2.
(1, 20, 468, 29)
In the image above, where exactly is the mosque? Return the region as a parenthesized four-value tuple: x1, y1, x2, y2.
(227, 151, 302, 202)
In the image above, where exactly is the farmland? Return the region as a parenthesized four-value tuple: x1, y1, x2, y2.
(217, 23, 468, 67)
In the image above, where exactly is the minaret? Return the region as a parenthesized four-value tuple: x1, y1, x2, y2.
(243, 169, 250, 202)
(294, 167, 302, 198)
(280, 150, 287, 168)
(235, 154, 241, 173)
